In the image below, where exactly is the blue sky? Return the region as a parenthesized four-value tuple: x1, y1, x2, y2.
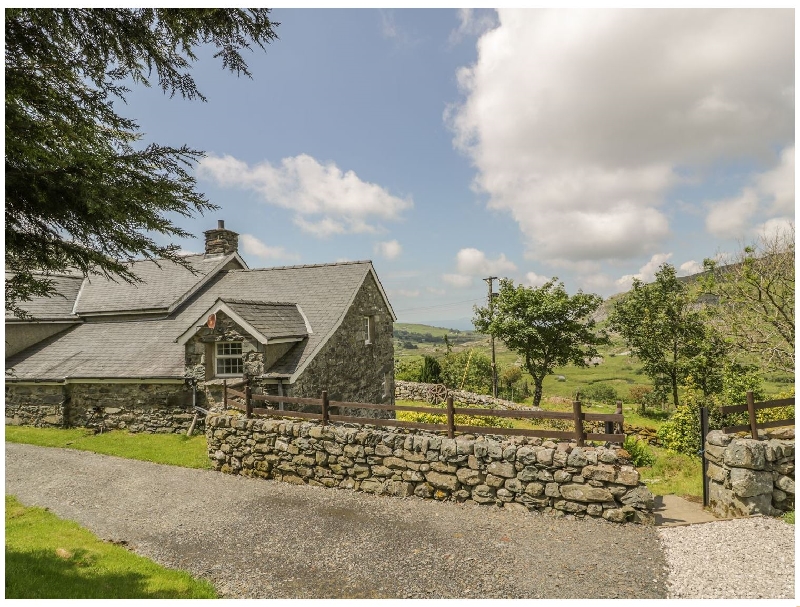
(123, 9, 795, 330)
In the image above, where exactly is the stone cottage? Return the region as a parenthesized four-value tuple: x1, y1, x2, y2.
(5, 221, 396, 432)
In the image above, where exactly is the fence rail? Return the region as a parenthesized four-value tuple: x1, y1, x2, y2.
(719, 391, 794, 439)
(221, 380, 625, 444)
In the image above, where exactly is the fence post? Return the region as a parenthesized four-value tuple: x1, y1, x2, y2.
(446, 396, 455, 439)
(699, 406, 710, 507)
(245, 382, 252, 419)
(573, 397, 585, 447)
(746, 390, 758, 439)
(321, 390, 329, 426)
(223, 379, 228, 409)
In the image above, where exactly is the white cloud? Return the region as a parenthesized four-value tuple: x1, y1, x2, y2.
(616, 252, 673, 289)
(756, 217, 795, 241)
(391, 288, 420, 298)
(442, 273, 473, 288)
(679, 260, 704, 276)
(379, 9, 420, 48)
(758, 147, 795, 215)
(705, 188, 760, 238)
(705, 145, 795, 238)
(448, 9, 793, 264)
(374, 240, 402, 260)
(240, 234, 299, 261)
(455, 248, 517, 276)
(524, 271, 549, 287)
(449, 8, 498, 46)
(427, 286, 446, 296)
(198, 154, 412, 237)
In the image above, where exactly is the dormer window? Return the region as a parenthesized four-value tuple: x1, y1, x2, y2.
(216, 342, 243, 376)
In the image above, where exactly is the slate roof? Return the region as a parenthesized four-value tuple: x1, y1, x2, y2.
(73, 253, 242, 315)
(221, 300, 309, 340)
(5, 321, 185, 380)
(6, 260, 388, 380)
(5, 273, 84, 321)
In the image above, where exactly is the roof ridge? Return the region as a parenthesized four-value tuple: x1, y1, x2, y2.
(221, 299, 297, 306)
(226, 260, 373, 273)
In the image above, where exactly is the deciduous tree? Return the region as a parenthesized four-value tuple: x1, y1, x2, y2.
(609, 264, 707, 409)
(5, 9, 279, 317)
(701, 224, 795, 373)
(473, 278, 606, 408)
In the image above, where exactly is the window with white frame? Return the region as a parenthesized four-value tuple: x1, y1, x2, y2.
(216, 342, 243, 376)
(364, 315, 375, 345)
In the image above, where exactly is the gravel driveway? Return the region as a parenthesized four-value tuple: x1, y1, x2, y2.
(6, 443, 668, 599)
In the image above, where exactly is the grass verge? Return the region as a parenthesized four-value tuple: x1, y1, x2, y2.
(5, 495, 217, 599)
(638, 446, 703, 499)
(5, 426, 211, 470)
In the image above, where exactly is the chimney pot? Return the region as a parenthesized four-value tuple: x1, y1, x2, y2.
(203, 221, 238, 256)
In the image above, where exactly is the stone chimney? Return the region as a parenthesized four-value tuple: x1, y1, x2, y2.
(204, 220, 239, 256)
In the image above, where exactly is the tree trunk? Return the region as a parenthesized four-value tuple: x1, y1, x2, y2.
(671, 372, 679, 410)
(532, 377, 544, 409)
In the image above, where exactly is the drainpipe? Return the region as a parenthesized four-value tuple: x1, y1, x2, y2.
(186, 377, 199, 436)
(277, 379, 285, 411)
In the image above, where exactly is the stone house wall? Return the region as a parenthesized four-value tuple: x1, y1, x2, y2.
(206, 413, 655, 524)
(5, 381, 198, 434)
(289, 273, 394, 418)
(705, 430, 795, 517)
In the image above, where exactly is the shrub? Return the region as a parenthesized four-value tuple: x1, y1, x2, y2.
(623, 435, 656, 467)
(581, 383, 617, 405)
(395, 358, 423, 382)
(419, 355, 442, 384)
(439, 350, 493, 394)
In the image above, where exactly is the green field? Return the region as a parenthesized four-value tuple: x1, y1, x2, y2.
(393, 322, 793, 402)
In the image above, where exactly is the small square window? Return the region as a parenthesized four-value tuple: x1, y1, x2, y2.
(216, 342, 243, 376)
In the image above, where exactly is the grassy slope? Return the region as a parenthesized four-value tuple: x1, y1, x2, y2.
(394, 322, 793, 400)
(5, 495, 217, 598)
(5, 427, 212, 469)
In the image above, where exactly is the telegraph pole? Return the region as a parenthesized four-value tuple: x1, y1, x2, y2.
(484, 276, 498, 398)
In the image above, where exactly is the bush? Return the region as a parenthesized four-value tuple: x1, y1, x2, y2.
(581, 383, 617, 405)
(395, 358, 423, 382)
(419, 355, 442, 384)
(623, 435, 656, 467)
(439, 350, 493, 394)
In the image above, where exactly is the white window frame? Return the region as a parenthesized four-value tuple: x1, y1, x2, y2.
(364, 315, 375, 345)
(215, 341, 244, 377)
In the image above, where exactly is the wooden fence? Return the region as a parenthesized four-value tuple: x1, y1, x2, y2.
(719, 391, 795, 439)
(221, 379, 625, 445)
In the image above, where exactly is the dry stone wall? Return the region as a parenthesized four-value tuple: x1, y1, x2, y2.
(5, 382, 198, 434)
(395, 380, 538, 411)
(206, 413, 656, 524)
(705, 430, 795, 517)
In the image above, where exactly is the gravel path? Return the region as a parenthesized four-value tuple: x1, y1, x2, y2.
(6, 444, 795, 600)
(6, 443, 668, 599)
(658, 518, 794, 599)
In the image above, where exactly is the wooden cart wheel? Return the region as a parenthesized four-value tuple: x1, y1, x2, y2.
(428, 383, 448, 405)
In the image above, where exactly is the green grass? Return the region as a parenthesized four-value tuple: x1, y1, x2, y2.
(5, 495, 217, 598)
(783, 511, 794, 525)
(5, 427, 211, 470)
(638, 446, 703, 499)
(394, 322, 794, 402)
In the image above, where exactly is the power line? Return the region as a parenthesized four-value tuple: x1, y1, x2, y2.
(394, 297, 484, 314)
